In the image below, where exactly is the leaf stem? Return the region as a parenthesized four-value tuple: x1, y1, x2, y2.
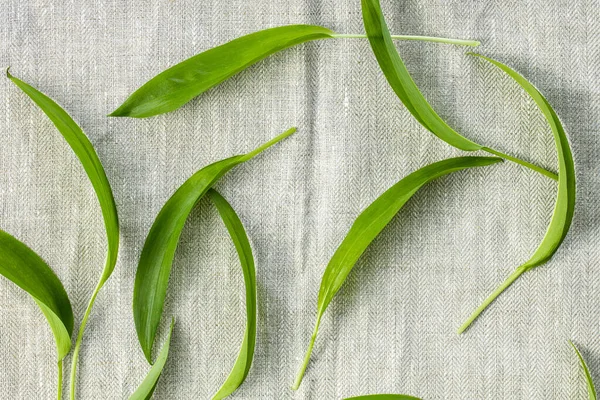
(242, 127, 297, 160)
(331, 33, 481, 47)
(69, 279, 103, 400)
(457, 266, 526, 334)
(482, 147, 558, 181)
(292, 316, 321, 390)
(57, 359, 63, 400)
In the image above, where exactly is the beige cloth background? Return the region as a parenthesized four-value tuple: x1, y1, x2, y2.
(1, 0, 599, 398)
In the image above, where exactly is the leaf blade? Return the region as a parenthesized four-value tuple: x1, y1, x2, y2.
(207, 189, 256, 400)
(109, 25, 334, 118)
(0, 229, 73, 360)
(570, 340, 597, 400)
(360, 0, 481, 151)
(133, 127, 295, 363)
(7, 72, 120, 286)
(457, 54, 576, 333)
(129, 318, 175, 400)
(293, 156, 502, 389)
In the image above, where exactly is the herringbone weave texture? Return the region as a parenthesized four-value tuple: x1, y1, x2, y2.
(1, 0, 599, 398)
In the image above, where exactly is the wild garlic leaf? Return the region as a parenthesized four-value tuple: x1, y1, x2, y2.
(109, 25, 478, 119)
(0, 229, 74, 361)
(457, 54, 576, 334)
(7, 70, 120, 398)
(360, 0, 558, 181)
(109, 25, 334, 118)
(292, 156, 502, 389)
(344, 395, 421, 400)
(129, 318, 175, 400)
(134, 127, 295, 363)
(207, 189, 256, 400)
(570, 340, 597, 400)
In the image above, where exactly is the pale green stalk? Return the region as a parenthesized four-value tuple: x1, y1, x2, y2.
(69, 280, 104, 400)
(292, 315, 322, 390)
(457, 266, 525, 334)
(57, 360, 63, 400)
(331, 33, 480, 47)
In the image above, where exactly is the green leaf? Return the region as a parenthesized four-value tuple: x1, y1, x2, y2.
(344, 395, 421, 400)
(129, 318, 175, 400)
(7, 70, 120, 398)
(207, 189, 256, 400)
(0, 229, 73, 360)
(360, 0, 558, 181)
(134, 127, 295, 363)
(570, 340, 597, 400)
(109, 25, 334, 118)
(108, 24, 480, 119)
(457, 54, 576, 334)
(292, 156, 503, 389)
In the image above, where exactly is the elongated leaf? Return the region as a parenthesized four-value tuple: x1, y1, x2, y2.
(109, 25, 334, 118)
(570, 340, 597, 400)
(344, 395, 421, 400)
(292, 156, 502, 389)
(7, 70, 120, 396)
(134, 127, 295, 363)
(360, 0, 558, 180)
(457, 54, 576, 333)
(129, 318, 175, 400)
(361, 0, 479, 151)
(207, 189, 256, 400)
(0, 229, 73, 360)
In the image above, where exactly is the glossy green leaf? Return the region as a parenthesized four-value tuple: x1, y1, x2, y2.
(344, 395, 421, 400)
(208, 189, 256, 400)
(360, 0, 558, 181)
(570, 340, 597, 400)
(109, 25, 333, 118)
(7, 70, 120, 398)
(134, 127, 295, 363)
(0, 229, 73, 359)
(292, 156, 503, 389)
(0, 229, 73, 399)
(129, 318, 175, 400)
(457, 54, 576, 334)
(109, 24, 480, 119)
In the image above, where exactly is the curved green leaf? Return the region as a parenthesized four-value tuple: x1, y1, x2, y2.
(7, 70, 120, 398)
(109, 25, 334, 118)
(207, 189, 256, 400)
(457, 54, 576, 334)
(109, 24, 480, 119)
(570, 340, 597, 400)
(360, 0, 558, 181)
(0, 229, 73, 360)
(292, 156, 503, 389)
(129, 318, 175, 400)
(344, 395, 421, 400)
(134, 127, 295, 363)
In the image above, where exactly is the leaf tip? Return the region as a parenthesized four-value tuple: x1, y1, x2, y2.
(6, 66, 11, 78)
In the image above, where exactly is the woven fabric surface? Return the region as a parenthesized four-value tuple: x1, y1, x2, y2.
(0, 0, 599, 398)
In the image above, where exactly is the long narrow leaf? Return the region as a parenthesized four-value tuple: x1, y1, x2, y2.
(7, 70, 120, 398)
(129, 318, 175, 400)
(570, 340, 597, 400)
(109, 25, 479, 119)
(109, 25, 333, 118)
(0, 229, 73, 360)
(292, 156, 502, 389)
(134, 127, 295, 363)
(344, 395, 421, 400)
(360, 0, 558, 180)
(208, 189, 256, 400)
(457, 54, 576, 333)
